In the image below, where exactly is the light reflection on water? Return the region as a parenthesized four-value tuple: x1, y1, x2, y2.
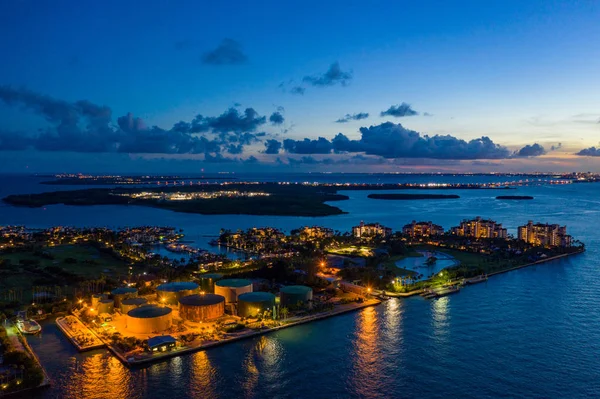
(188, 351, 218, 399)
(65, 353, 132, 399)
(350, 306, 381, 398)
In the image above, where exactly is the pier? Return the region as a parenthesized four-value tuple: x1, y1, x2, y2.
(55, 316, 106, 352)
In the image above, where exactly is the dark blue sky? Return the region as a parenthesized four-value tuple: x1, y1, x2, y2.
(1, 0, 599, 173)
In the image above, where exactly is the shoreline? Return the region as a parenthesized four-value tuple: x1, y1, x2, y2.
(486, 249, 584, 277)
(2, 322, 52, 397)
(98, 298, 380, 368)
(383, 249, 585, 297)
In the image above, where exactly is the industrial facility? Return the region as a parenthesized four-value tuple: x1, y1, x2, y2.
(280, 285, 313, 308)
(237, 292, 276, 318)
(111, 286, 138, 307)
(126, 305, 173, 334)
(198, 273, 224, 293)
(98, 298, 114, 314)
(156, 281, 199, 305)
(178, 293, 225, 322)
(214, 279, 253, 303)
(120, 297, 148, 314)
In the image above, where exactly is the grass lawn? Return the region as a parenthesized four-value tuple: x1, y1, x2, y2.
(0, 244, 128, 293)
(327, 246, 375, 257)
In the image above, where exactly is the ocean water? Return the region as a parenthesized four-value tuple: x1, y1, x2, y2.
(1, 174, 599, 398)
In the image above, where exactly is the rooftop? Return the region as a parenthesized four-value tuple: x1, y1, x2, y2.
(238, 291, 276, 302)
(156, 281, 199, 292)
(179, 293, 225, 306)
(215, 278, 252, 288)
(147, 335, 176, 347)
(280, 285, 312, 294)
(127, 305, 172, 318)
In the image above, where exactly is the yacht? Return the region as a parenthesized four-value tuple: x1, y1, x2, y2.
(16, 318, 42, 334)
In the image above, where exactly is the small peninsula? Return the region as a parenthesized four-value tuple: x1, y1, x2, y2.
(496, 196, 534, 200)
(368, 193, 460, 200)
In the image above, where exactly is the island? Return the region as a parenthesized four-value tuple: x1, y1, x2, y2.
(367, 193, 460, 200)
(496, 196, 534, 200)
(2, 183, 349, 217)
(0, 216, 585, 370)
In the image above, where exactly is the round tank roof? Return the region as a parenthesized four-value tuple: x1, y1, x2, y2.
(121, 297, 147, 306)
(99, 299, 114, 304)
(179, 293, 225, 306)
(215, 278, 252, 288)
(127, 305, 172, 318)
(281, 285, 312, 294)
(157, 281, 199, 292)
(111, 287, 137, 295)
(238, 292, 276, 303)
(199, 273, 224, 280)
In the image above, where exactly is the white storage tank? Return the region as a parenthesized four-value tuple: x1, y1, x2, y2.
(214, 279, 253, 303)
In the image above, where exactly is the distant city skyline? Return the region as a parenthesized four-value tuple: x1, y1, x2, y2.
(1, 0, 599, 173)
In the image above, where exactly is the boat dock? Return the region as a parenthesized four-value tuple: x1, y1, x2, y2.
(55, 316, 106, 352)
(421, 286, 461, 299)
(464, 275, 488, 285)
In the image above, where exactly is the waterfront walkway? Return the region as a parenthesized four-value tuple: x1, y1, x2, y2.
(379, 249, 585, 298)
(95, 298, 381, 367)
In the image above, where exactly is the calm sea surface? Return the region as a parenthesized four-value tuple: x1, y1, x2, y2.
(1, 174, 599, 399)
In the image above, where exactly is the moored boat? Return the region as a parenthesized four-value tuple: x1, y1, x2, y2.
(465, 275, 488, 285)
(16, 319, 42, 334)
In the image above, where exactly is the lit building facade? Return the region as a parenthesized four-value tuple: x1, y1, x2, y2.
(450, 217, 507, 239)
(402, 221, 445, 237)
(298, 226, 334, 241)
(352, 222, 392, 238)
(518, 221, 571, 247)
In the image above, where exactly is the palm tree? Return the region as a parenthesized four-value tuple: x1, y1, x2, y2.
(280, 307, 289, 321)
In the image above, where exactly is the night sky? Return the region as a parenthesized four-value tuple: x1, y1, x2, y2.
(1, 0, 599, 173)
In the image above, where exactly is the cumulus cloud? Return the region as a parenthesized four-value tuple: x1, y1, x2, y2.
(227, 144, 244, 154)
(335, 112, 369, 123)
(269, 111, 284, 125)
(201, 39, 248, 65)
(191, 107, 266, 135)
(118, 112, 147, 133)
(278, 122, 510, 160)
(576, 147, 600, 156)
(380, 103, 419, 118)
(263, 139, 282, 154)
(515, 143, 546, 157)
(0, 86, 267, 156)
(283, 137, 333, 154)
(354, 123, 509, 159)
(303, 62, 352, 87)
